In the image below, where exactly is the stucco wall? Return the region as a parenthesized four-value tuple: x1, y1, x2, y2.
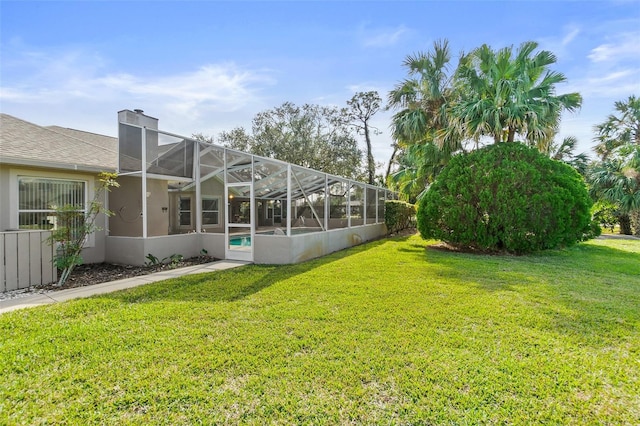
(106, 233, 222, 266)
(0, 165, 11, 231)
(253, 223, 386, 264)
(105, 223, 386, 266)
(109, 176, 169, 237)
(0, 165, 107, 264)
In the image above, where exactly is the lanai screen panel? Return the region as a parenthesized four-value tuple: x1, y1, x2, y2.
(226, 150, 253, 183)
(118, 123, 143, 173)
(146, 130, 193, 178)
(199, 143, 225, 180)
(253, 157, 288, 200)
(378, 190, 386, 223)
(199, 143, 226, 232)
(366, 187, 377, 224)
(328, 178, 349, 229)
(290, 165, 325, 232)
(350, 183, 365, 226)
(253, 157, 289, 233)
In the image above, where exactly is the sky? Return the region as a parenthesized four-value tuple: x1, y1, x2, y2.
(1, 0, 639, 174)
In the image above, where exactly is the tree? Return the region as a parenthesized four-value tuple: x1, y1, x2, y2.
(388, 142, 449, 203)
(590, 96, 640, 235)
(388, 39, 458, 150)
(216, 127, 253, 152)
(347, 91, 382, 185)
(387, 40, 583, 201)
(49, 172, 119, 286)
(594, 95, 640, 160)
(417, 143, 594, 253)
(454, 41, 582, 144)
(546, 136, 589, 176)
(217, 102, 364, 179)
(589, 149, 640, 235)
(387, 40, 462, 199)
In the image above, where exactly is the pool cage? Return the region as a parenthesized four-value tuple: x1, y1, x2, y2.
(106, 110, 396, 264)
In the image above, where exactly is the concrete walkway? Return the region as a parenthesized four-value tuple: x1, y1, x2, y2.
(0, 260, 250, 315)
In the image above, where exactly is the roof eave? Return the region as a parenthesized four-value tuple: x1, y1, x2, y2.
(0, 156, 117, 174)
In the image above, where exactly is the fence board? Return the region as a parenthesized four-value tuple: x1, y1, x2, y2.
(17, 232, 30, 289)
(0, 234, 4, 292)
(29, 232, 43, 285)
(41, 232, 55, 285)
(5, 233, 18, 291)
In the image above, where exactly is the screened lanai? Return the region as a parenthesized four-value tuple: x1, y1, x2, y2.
(106, 110, 395, 265)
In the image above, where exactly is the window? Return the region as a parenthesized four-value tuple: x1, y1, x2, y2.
(18, 177, 86, 230)
(179, 196, 192, 227)
(202, 197, 220, 226)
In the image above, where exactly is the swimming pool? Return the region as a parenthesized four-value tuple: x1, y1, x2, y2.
(229, 228, 325, 247)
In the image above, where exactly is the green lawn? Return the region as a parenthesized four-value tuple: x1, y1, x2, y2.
(1, 235, 639, 424)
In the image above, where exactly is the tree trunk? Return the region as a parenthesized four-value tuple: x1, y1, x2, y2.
(364, 123, 375, 185)
(385, 144, 398, 183)
(630, 210, 640, 236)
(619, 213, 632, 235)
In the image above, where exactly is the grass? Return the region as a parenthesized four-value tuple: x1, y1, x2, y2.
(1, 235, 639, 424)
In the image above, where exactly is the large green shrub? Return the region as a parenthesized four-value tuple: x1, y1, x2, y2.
(417, 143, 594, 253)
(385, 200, 416, 234)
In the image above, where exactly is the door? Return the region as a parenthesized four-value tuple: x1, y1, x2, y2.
(225, 182, 253, 261)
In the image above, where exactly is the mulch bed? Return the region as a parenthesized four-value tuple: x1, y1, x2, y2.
(42, 255, 218, 290)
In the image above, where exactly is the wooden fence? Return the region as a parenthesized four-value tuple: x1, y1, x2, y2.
(1, 230, 57, 292)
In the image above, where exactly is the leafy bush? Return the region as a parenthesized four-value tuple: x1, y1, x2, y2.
(417, 143, 594, 253)
(385, 200, 416, 234)
(592, 200, 619, 232)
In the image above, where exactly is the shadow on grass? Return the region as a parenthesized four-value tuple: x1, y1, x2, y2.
(417, 239, 640, 340)
(102, 237, 392, 305)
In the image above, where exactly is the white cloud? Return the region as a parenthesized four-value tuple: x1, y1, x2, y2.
(561, 26, 580, 46)
(360, 24, 410, 48)
(0, 45, 276, 138)
(537, 24, 581, 59)
(588, 32, 640, 62)
(2, 54, 274, 115)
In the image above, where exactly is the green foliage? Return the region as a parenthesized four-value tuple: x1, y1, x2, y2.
(417, 143, 594, 253)
(347, 91, 382, 185)
(387, 40, 583, 201)
(145, 253, 162, 266)
(592, 200, 620, 232)
(217, 102, 364, 179)
(589, 96, 640, 235)
(49, 172, 119, 286)
(145, 253, 184, 269)
(384, 200, 416, 234)
(2, 235, 639, 423)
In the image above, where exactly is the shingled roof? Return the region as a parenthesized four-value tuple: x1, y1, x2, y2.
(0, 113, 118, 172)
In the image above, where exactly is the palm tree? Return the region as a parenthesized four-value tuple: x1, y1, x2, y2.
(590, 96, 640, 234)
(388, 39, 463, 148)
(387, 40, 463, 199)
(453, 41, 582, 145)
(547, 136, 589, 176)
(388, 142, 450, 202)
(594, 95, 640, 160)
(589, 150, 640, 235)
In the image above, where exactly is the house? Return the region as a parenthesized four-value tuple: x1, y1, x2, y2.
(1, 110, 393, 292)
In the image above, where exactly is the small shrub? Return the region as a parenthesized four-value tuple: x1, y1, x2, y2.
(592, 201, 619, 232)
(385, 200, 416, 234)
(417, 143, 593, 253)
(50, 172, 119, 286)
